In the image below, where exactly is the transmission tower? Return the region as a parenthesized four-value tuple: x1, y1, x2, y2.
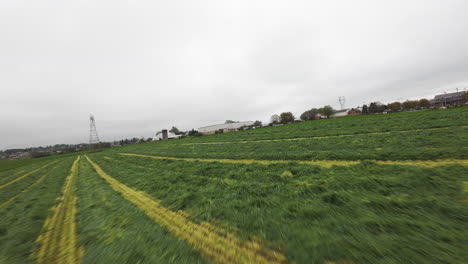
(338, 96, 346, 110)
(89, 114, 100, 145)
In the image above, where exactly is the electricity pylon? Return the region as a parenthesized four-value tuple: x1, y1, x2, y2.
(338, 96, 346, 110)
(89, 114, 100, 145)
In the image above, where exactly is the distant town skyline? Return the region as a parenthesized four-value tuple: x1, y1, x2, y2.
(2, 0, 468, 150)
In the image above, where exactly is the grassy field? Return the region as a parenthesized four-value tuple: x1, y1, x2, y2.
(0, 107, 467, 263)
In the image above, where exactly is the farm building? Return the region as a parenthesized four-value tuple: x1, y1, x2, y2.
(153, 130, 182, 140)
(430, 91, 467, 107)
(331, 108, 362, 118)
(198, 121, 254, 135)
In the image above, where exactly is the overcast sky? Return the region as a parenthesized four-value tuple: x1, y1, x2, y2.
(1, 0, 468, 150)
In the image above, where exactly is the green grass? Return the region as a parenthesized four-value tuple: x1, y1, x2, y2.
(87, 154, 468, 264)
(0, 157, 74, 264)
(0, 107, 467, 263)
(76, 158, 206, 264)
(115, 107, 468, 161)
(0, 152, 81, 173)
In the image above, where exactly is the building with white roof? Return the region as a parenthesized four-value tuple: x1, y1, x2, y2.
(198, 121, 254, 135)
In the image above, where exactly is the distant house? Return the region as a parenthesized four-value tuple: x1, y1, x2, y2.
(431, 91, 466, 107)
(198, 121, 255, 135)
(331, 108, 362, 118)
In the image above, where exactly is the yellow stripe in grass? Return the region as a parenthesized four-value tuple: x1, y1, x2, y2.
(376, 159, 468, 167)
(85, 155, 287, 264)
(119, 153, 358, 168)
(0, 161, 58, 189)
(34, 156, 83, 264)
(0, 164, 60, 209)
(120, 153, 468, 168)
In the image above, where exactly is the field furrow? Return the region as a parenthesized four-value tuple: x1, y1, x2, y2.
(85, 155, 287, 264)
(34, 156, 83, 264)
(119, 153, 468, 168)
(0, 164, 60, 209)
(0, 161, 58, 190)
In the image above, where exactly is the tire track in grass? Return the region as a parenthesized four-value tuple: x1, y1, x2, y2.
(33, 156, 83, 264)
(0, 161, 58, 190)
(180, 125, 468, 146)
(85, 155, 287, 264)
(0, 163, 61, 209)
(120, 153, 468, 168)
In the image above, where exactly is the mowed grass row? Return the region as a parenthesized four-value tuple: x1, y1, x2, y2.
(115, 126, 468, 161)
(87, 153, 468, 263)
(0, 157, 74, 264)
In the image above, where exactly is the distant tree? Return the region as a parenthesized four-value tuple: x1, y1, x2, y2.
(369, 102, 378, 113)
(369, 102, 386, 113)
(270, 114, 281, 124)
(253, 120, 262, 127)
(300, 108, 318, 121)
(362, 104, 369, 114)
(402, 100, 418, 110)
(187, 129, 202, 137)
(318, 105, 334, 119)
(387, 102, 402, 112)
(225, 120, 237, 124)
(147, 138, 152, 142)
(418, 98, 430, 108)
(169, 126, 186, 135)
(280, 112, 295, 123)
